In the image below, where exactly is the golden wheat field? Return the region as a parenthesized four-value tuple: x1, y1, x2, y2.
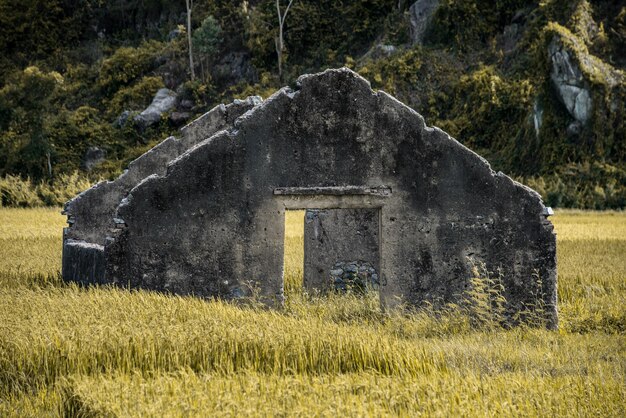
(0, 208, 624, 417)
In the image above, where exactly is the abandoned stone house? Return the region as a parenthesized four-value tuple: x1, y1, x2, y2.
(63, 68, 557, 327)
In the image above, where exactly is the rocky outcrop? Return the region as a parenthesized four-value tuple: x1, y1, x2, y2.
(532, 99, 543, 139)
(133, 88, 178, 130)
(114, 110, 132, 128)
(169, 111, 191, 127)
(499, 9, 530, 55)
(409, 0, 439, 45)
(549, 37, 593, 124)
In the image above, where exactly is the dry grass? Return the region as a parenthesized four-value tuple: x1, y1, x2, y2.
(0, 208, 624, 417)
(63, 370, 624, 417)
(0, 207, 65, 288)
(551, 211, 626, 333)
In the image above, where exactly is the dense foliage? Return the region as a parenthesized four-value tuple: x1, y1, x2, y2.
(0, 0, 624, 208)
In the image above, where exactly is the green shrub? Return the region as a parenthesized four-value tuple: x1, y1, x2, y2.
(45, 106, 118, 173)
(193, 16, 223, 58)
(98, 41, 165, 94)
(107, 76, 165, 117)
(35, 172, 94, 206)
(520, 162, 626, 209)
(0, 175, 41, 207)
(428, 0, 538, 50)
(0, 173, 93, 207)
(435, 66, 534, 155)
(0, 66, 64, 180)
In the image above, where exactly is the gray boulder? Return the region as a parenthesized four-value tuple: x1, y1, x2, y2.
(409, 0, 439, 45)
(134, 88, 178, 130)
(501, 23, 521, 54)
(179, 99, 194, 110)
(114, 110, 132, 128)
(549, 38, 592, 124)
(567, 121, 583, 137)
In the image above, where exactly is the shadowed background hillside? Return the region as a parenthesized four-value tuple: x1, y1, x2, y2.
(0, 0, 624, 208)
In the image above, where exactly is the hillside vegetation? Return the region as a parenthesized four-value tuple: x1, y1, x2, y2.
(0, 209, 624, 415)
(0, 0, 625, 208)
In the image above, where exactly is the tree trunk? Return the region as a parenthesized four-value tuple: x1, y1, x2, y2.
(186, 0, 195, 81)
(275, 36, 282, 80)
(46, 151, 53, 180)
(275, 0, 295, 80)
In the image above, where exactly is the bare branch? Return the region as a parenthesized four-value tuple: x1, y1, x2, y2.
(282, 0, 295, 22)
(275, 0, 297, 79)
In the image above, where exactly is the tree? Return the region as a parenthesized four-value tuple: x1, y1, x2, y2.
(185, 0, 196, 81)
(193, 16, 223, 83)
(275, 0, 296, 80)
(0, 67, 63, 180)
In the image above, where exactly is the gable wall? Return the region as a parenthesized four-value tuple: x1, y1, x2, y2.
(104, 69, 557, 327)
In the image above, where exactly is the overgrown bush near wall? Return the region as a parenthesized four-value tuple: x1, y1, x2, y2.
(46, 106, 118, 173)
(436, 65, 535, 153)
(356, 47, 464, 123)
(520, 162, 626, 209)
(0, 173, 93, 208)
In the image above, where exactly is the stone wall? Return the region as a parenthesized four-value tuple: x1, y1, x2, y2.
(61, 96, 262, 284)
(102, 68, 557, 327)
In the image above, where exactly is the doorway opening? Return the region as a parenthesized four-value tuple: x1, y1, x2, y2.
(283, 207, 382, 310)
(283, 210, 305, 296)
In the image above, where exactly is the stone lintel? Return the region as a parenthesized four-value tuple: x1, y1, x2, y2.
(274, 186, 391, 197)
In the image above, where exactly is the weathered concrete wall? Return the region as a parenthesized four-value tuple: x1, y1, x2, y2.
(62, 238, 106, 285)
(104, 68, 557, 327)
(64, 96, 261, 245)
(303, 209, 380, 292)
(61, 96, 261, 284)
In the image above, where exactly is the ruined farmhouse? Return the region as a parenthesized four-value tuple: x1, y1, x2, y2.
(63, 68, 557, 327)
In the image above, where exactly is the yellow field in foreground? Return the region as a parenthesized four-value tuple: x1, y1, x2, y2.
(0, 209, 624, 417)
